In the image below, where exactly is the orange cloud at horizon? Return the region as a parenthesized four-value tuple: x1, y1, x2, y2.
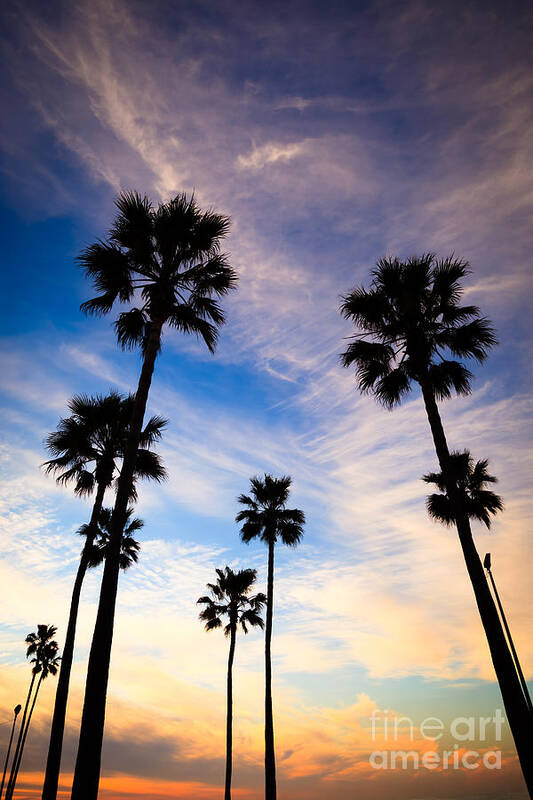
(12, 773, 259, 800)
(8, 685, 525, 800)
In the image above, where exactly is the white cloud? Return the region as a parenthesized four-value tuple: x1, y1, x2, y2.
(237, 141, 308, 170)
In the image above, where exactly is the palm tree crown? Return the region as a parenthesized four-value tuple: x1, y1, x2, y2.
(423, 450, 504, 529)
(198, 567, 266, 635)
(80, 507, 143, 571)
(4, 627, 60, 800)
(236, 475, 305, 546)
(340, 254, 497, 407)
(43, 391, 167, 499)
(26, 626, 60, 679)
(79, 191, 237, 354)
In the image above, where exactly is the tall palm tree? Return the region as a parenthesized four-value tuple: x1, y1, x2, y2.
(236, 475, 305, 800)
(41, 393, 166, 800)
(5, 627, 59, 800)
(0, 705, 21, 799)
(423, 450, 504, 529)
(198, 567, 265, 800)
(340, 254, 533, 788)
(72, 191, 236, 799)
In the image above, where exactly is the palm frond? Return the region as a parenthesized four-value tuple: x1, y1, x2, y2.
(183, 253, 237, 296)
(114, 308, 149, 351)
(421, 469, 447, 492)
(134, 448, 167, 482)
(139, 414, 168, 446)
(426, 493, 456, 526)
(189, 294, 225, 325)
(153, 192, 200, 262)
(110, 191, 154, 268)
(438, 318, 498, 362)
(74, 469, 96, 497)
(427, 360, 473, 399)
(204, 617, 223, 632)
(375, 366, 411, 408)
(240, 609, 265, 633)
(340, 287, 388, 332)
(191, 208, 231, 254)
(78, 242, 133, 315)
(124, 516, 144, 534)
(118, 535, 140, 570)
(167, 305, 219, 353)
(431, 256, 470, 307)
(439, 304, 480, 326)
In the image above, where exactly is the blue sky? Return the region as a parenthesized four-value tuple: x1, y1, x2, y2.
(0, 0, 532, 797)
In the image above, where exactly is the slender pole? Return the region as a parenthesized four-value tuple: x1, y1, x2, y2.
(225, 622, 236, 800)
(6, 674, 36, 799)
(6, 676, 44, 799)
(484, 554, 533, 719)
(264, 539, 276, 800)
(0, 705, 21, 799)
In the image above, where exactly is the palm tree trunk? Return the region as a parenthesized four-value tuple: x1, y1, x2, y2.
(5, 674, 35, 799)
(0, 710, 19, 799)
(41, 481, 107, 800)
(420, 383, 533, 793)
(225, 624, 236, 800)
(6, 675, 43, 799)
(71, 319, 163, 800)
(265, 540, 276, 800)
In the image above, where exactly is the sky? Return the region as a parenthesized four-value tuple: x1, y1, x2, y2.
(0, 0, 532, 798)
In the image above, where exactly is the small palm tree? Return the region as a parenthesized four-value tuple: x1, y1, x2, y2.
(0, 704, 21, 799)
(42, 393, 165, 800)
(198, 567, 265, 800)
(423, 451, 503, 529)
(5, 627, 60, 800)
(83, 507, 143, 571)
(72, 191, 236, 800)
(340, 254, 532, 787)
(236, 475, 304, 800)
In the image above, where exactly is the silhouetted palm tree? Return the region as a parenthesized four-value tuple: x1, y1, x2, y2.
(84, 507, 143, 571)
(424, 455, 533, 715)
(198, 567, 265, 800)
(6, 627, 59, 800)
(423, 450, 503, 528)
(236, 475, 304, 800)
(0, 705, 21, 799)
(72, 191, 236, 799)
(340, 254, 533, 787)
(42, 393, 165, 800)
